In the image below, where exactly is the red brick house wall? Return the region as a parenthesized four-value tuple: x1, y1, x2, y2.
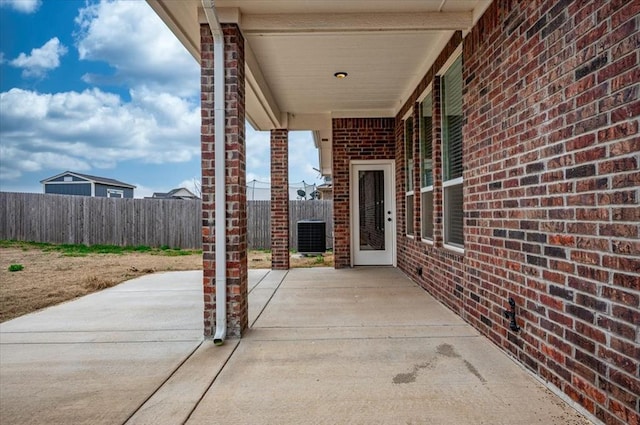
(393, 1, 639, 424)
(396, 31, 467, 315)
(332, 118, 396, 268)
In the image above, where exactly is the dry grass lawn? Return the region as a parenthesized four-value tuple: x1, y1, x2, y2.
(0, 243, 333, 323)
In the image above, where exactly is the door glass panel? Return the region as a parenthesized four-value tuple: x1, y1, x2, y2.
(358, 170, 385, 251)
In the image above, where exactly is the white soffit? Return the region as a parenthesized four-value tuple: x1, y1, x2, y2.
(148, 0, 490, 176)
(219, 0, 488, 129)
(215, 0, 483, 14)
(148, 0, 490, 129)
(246, 31, 449, 117)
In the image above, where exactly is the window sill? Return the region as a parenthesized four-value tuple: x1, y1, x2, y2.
(443, 243, 464, 256)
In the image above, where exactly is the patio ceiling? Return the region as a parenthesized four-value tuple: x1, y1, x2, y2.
(147, 0, 491, 175)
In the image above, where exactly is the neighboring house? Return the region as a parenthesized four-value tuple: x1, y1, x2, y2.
(316, 177, 333, 200)
(150, 1, 639, 424)
(315, 183, 332, 201)
(41, 171, 135, 198)
(149, 187, 199, 200)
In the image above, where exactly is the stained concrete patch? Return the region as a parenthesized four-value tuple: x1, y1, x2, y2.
(393, 343, 486, 385)
(463, 359, 487, 383)
(435, 343, 486, 383)
(392, 362, 431, 384)
(436, 342, 460, 357)
(186, 335, 591, 425)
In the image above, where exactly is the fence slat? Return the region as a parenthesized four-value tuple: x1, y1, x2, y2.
(0, 193, 333, 251)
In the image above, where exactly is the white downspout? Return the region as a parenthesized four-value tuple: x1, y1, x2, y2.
(202, 0, 226, 345)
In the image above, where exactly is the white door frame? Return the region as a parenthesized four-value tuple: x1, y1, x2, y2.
(350, 160, 396, 267)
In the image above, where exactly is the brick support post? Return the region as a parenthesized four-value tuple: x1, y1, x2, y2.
(270, 129, 290, 270)
(200, 23, 248, 339)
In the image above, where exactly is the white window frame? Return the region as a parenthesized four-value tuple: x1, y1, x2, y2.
(420, 186, 434, 244)
(443, 177, 464, 253)
(439, 50, 464, 254)
(403, 108, 415, 238)
(107, 189, 124, 198)
(418, 86, 434, 244)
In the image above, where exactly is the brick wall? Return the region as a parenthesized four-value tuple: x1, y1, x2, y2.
(201, 23, 248, 339)
(396, 30, 468, 314)
(395, 1, 639, 424)
(332, 118, 396, 268)
(271, 129, 290, 270)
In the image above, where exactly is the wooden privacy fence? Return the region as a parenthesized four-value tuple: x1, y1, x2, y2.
(0, 192, 333, 250)
(0, 192, 202, 248)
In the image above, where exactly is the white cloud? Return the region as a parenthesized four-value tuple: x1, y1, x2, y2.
(74, 0, 199, 97)
(243, 128, 322, 185)
(177, 178, 202, 196)
(289, 131, 322, 184)
(0, 0, 324, 194)
(0, 87, 200, 180)
(10, 37, 67, 78)
(245, 126, 271, 182)
(130, 183, 156, 199)
(0, 0, 41, 13)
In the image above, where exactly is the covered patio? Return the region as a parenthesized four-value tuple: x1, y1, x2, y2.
(146, 1, 639, 424)
(146, 0, 497, 340)
(0, 268, 590, 424)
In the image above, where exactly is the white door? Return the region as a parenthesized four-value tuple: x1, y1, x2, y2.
(351, 162, 395, 266)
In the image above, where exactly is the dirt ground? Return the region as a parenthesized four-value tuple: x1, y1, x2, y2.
(0, 247, 333, 323)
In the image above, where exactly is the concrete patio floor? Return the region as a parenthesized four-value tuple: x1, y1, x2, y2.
(0, 267, 593, 424)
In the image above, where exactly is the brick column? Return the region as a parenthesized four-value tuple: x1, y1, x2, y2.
(270, 129, 290, 270)
(201, 23, 248, 339)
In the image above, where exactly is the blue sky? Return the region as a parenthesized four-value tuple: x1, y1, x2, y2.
(0, 0, 323, 198)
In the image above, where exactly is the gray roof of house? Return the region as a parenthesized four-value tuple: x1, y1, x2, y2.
(41, 171, 136, 188)
(151, 187, 198, 199)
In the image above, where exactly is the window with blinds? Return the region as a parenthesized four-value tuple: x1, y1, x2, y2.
(442, 55, 463, 249)
(421, 190, 434, 239)
(445, 183, 463, 246)
(405, 116, 414, 192)
(420, 93, 434, 188)
(420, 92, 434, 240)
(405, 115, 414, 236)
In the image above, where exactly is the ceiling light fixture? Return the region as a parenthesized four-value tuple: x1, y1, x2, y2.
(334, 71, 348, 79)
